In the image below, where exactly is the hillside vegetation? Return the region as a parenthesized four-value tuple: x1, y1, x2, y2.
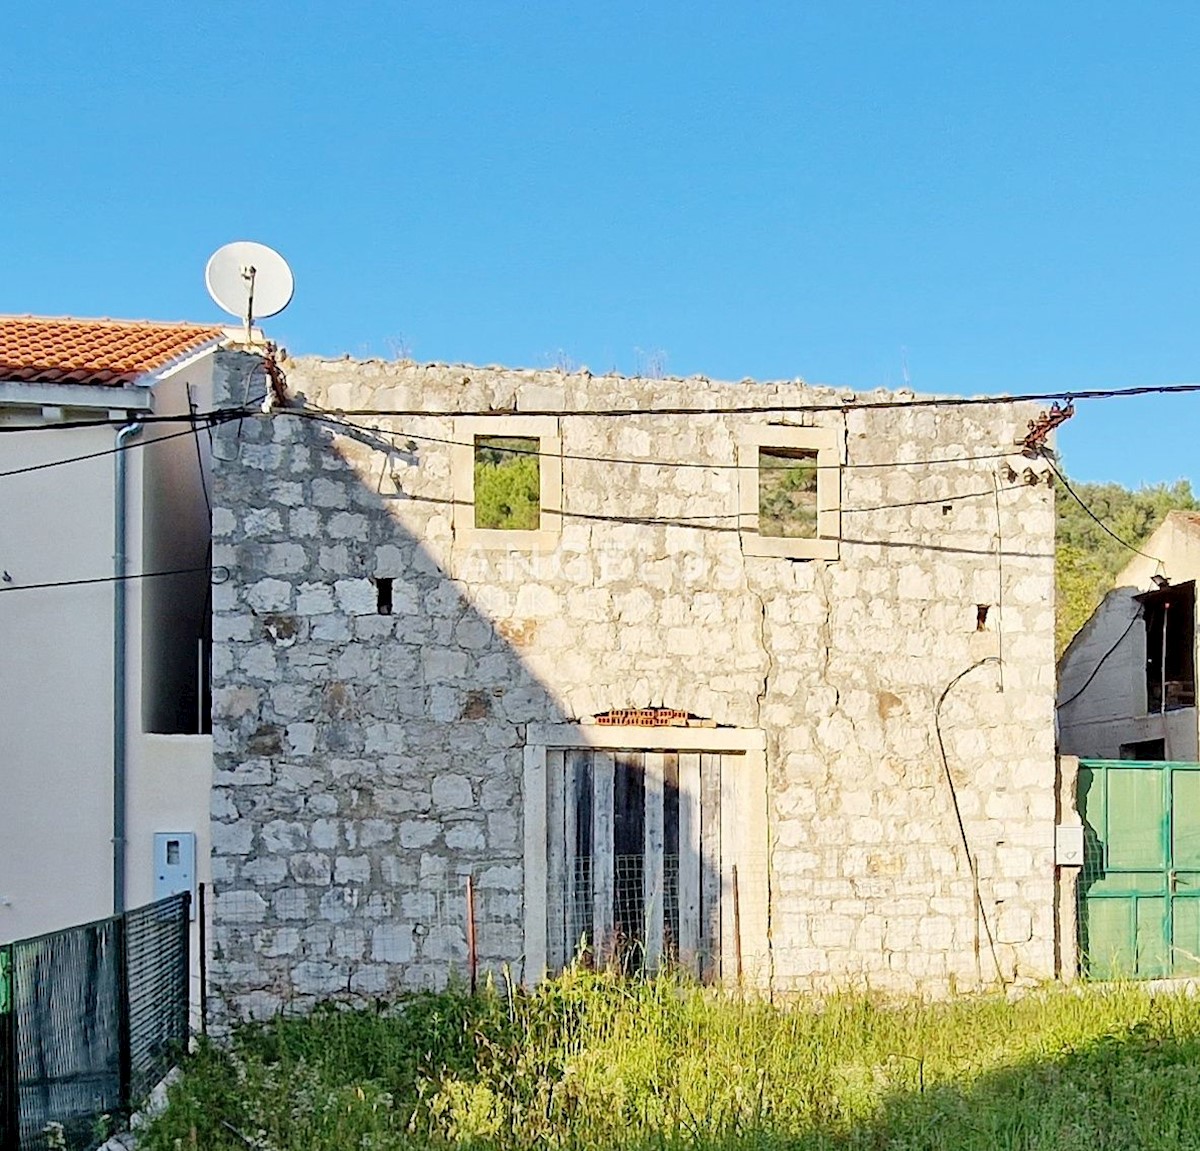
(1056, 478, 1197, 654)
(145, 971, 1200, 1151)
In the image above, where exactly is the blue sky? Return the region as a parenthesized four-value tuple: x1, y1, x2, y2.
(2, 2, 1198, 487)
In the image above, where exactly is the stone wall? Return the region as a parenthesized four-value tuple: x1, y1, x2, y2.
(210, 350, 1059, 1018)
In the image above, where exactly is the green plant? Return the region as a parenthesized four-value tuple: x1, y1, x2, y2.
(141, 974, 1200, 1151)
(474, 438, 541, 530)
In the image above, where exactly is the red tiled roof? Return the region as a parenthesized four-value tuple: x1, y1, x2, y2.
(0, 315, 224, 387)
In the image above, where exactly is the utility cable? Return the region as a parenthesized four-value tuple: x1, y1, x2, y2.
(992, 471, 1005, 693)
(286, 405, 1032, 476)
(0, 401, 263, 433)
(1056, 610, 1143, 710)
(1041, 453, 1163, 564)
(1, 375, 1196, 430)
(933, 657, 1006, 988)
(0, 565, 230, 595)
(312, 377, 1200, 418)
(0, 418, 230, 480)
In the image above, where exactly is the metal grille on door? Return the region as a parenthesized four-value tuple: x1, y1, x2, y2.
(544, 748, 768, 982)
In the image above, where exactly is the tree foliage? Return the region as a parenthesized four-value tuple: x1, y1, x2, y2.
(759, 450, 818, 538)
(1055, 478, 1198, 654)
(474, 438, 540, 531)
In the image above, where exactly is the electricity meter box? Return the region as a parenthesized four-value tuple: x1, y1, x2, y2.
(153, 832, 196, 916)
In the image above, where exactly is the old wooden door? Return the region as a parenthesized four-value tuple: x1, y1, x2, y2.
(544, 748, 768, 982)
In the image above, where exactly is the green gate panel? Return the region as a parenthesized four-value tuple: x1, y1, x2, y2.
(1172, 898, 1200, 975)
(0, 947, 8, 1014)
(1136, 896, 1170, 977)
(1078, 765, 1104, 842)
(1107, 769, 1167, 870)
(1173, 771, 1200, 869)
(1079, 761, 1200, 980)
(1084, 898, 1135, 979)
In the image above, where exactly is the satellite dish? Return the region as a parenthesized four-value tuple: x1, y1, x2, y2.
(205, 241, 294, 339)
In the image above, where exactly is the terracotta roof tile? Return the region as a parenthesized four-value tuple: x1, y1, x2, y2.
(0, 315, 224, 388)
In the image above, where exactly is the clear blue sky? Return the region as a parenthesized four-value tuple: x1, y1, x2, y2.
(3, 2, 1198, 487)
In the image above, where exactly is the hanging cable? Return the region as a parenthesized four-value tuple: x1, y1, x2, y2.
(311, 377, 1200, 418)
(0, 565, 230, 594)
(934, 657, 1006, 987)
(1056, 611, 1143, 711)
(1041, 454, 1163, 563)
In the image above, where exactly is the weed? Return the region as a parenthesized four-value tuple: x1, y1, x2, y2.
(141, 973, 1200, 1150)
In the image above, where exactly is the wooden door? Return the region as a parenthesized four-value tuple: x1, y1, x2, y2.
(545, 747, 767, 982)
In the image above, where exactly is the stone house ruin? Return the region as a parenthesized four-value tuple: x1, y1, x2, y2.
(209, 349, 1064, 1018)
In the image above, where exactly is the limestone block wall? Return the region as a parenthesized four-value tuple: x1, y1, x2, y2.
(209, 350, 1058, 1018)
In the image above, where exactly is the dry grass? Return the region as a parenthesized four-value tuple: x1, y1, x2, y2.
(142, 970, 1200, 1150)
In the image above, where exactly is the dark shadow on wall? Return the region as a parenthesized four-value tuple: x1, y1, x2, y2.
(208, 371, 724, 1018)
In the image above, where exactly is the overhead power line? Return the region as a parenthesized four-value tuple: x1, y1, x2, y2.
(1057, 610, 1143, 710)
(1, 376, 1196, 432)
(288, 406, 1029, 475)
(0, 401, 264, 434)
(0, 419, 223, 480)
(0, 565, 230, 595)
(313, 378, 1200, 418)
(1040, 453, 1163, 564)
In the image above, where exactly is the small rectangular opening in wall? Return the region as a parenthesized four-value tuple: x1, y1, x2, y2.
(758, 447, 817, 538)
(376, 577, 393, 615)
(1120, 738, 1165, 761)
(473, 436, 540, 530)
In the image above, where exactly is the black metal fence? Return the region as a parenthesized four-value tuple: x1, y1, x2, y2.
(0, 893, 190, 1151)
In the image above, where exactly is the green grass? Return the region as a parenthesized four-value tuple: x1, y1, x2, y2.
(142, 971, 1200, 1150)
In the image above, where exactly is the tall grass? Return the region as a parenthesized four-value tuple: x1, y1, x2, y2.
(142, 971, 1200, 1150)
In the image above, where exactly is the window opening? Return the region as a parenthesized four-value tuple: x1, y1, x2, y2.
(976, 604, 990, 631)
(473, 436, 540, 530)
(375, 577, 393, 615)
(1139, 582, 1196, 712)
(1120, 738, 1166, 761)
(758, 447, 818, 538)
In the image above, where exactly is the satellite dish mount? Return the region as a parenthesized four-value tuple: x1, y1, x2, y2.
(205, 241, 294, 342)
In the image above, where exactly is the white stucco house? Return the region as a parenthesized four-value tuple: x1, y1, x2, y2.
(0, 315, 228, 951)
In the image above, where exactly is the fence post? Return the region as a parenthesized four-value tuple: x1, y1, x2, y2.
(465, 874, 478, 995)
(198, 885, 208, 1038)
(181, 891, 192, 1047)
(731, 863, 743, 989)
(0, 946, 16, 1151)
(115, 915, 132, 1117)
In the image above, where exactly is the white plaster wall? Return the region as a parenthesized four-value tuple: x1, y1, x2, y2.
(0, 353, 217, 947)
(127, 732, 213, 1008)
(0, 420, 118, 942)
(141, 361, 214, 733)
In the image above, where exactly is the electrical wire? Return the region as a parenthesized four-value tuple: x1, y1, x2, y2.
(312, 377, 1200, 418)
(933, 657, 1005, 987)
(286, 405, 1031, 477)
(0, 565, 230, 595)
(2, 372, 1194, 430)
(1056, 610, 1143, 710)
(0, 402, 262, 433)
(1040, 453, 1163, 563)
(0, 418, 231, 480)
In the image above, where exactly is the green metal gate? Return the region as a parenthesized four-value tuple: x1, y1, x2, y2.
(1078, 759, 1200, 978)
